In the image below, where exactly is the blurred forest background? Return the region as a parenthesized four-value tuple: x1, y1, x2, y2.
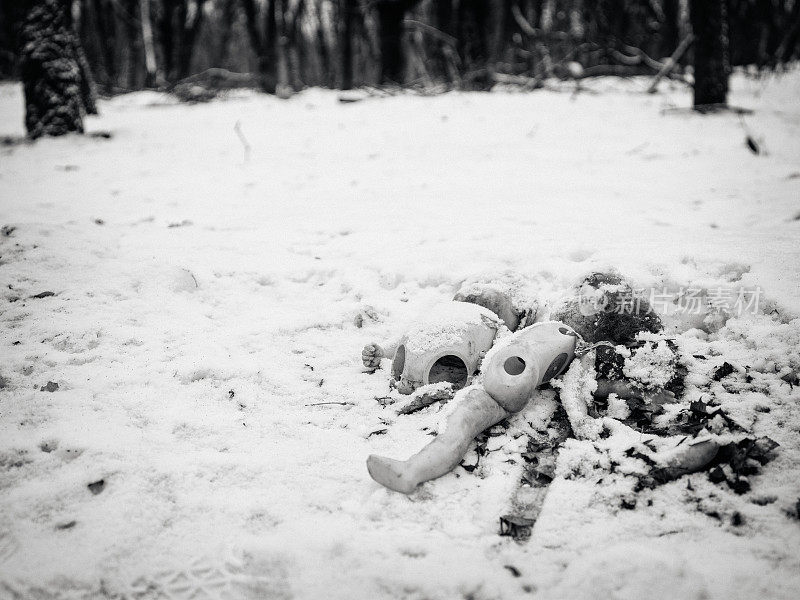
(2, 0, 799, 95)
(1, 1, 798, 137)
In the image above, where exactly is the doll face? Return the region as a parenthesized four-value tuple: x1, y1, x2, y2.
(390, 302, 501, 395)
(482, 321, 578, 413)
(391, 347, 470, 394)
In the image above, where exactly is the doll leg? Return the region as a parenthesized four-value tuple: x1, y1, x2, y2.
(367, 387, 509, 494)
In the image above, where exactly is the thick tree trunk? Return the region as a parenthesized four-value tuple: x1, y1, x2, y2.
(341, 0, 356, 89)
(10, 0, 84, 138)
(376, 0, 409, 84)
(690, 0, 729, 109)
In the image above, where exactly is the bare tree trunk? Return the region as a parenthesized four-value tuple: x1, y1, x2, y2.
(275, 0, 292, 97)
(264, 0, 278, 92)
(125, 0, 140, 88)
(212, 0, 236, 68)
(690, 0, 729, 109)
(775, 0, 800, 63)
(0, 2, 13, 77)
(140, 0, 158, 86)
(240, 0, 279, 93)
(8, 0, 84, 138)
(90, 0, 117, 87)
(160, 0, 178, 80)
(485, 0, 507, 81)
(284, 0, 304, 89)
(376, 0, 412, 84)
(177, 0, 207, 79)
(540, 0, 553, 32)
(455, 0, 497, 89)
(69, 0, 98, 113)
(74, 41, 98, 113)
(320, 0, 338, 87)
(341, 0, 355, 89)
(662, 0, 680, 55)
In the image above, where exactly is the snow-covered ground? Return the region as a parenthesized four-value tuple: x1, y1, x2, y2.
(1, 72, 799, 599)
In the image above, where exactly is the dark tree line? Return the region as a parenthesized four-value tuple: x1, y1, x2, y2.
(4, 0, 799, 92)
(1, 0, 799, 137)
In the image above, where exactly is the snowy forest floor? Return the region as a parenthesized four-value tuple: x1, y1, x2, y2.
(1, 72, 799, 600)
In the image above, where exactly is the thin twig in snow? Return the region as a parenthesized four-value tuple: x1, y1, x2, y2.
(234, 120, 251, 162)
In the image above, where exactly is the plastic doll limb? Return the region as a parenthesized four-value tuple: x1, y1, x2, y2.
(453, 286, 523, 331)
(361, 338, 401, 369)
(366, 387, 509, 494)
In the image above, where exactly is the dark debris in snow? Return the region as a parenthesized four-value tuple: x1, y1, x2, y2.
(780, 372, 798, 388)
(87, 479, 106, 495)
(705, 436, 780, 495)
(713, 362, 736, 381)
(499, 515, 536, 541)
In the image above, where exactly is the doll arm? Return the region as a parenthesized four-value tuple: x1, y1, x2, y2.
(361, 337, 401, 369)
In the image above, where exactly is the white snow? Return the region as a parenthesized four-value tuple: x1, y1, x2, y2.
(622, 338, 677, 389)
(1, 71, 799, 599)
(401, 301, 499, 354)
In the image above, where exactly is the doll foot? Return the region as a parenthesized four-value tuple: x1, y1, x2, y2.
(659, 437, 719, 473)
(367, 454, 418, 494)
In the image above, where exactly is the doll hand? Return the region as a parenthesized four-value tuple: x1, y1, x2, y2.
(362, 343, 384, 368)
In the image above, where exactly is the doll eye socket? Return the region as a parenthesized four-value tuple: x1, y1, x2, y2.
(504, 356, 526, 376)
(429, 355, 468, 389)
